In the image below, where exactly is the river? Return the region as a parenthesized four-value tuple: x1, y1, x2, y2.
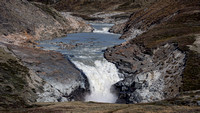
(38, 23, 125, 103)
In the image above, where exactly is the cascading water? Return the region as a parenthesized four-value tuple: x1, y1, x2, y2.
(73, 59, 120, 103)
(93, 27, 110, 34)
(38, 23, 125, 103)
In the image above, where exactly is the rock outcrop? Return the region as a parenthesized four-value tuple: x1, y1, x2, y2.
(60, 12, 93, 32)
(106, 43, 185, 103)
(7, 44, 90, 102)
(0, 43, 42, 109)
(105, 0, 200, 103)
(109, 22, 126, 34)
(0, 0, 92, 46)
(0, 42, 90, 109)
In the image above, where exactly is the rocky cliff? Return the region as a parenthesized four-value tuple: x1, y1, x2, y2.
(105, 0, 200, 103)
(0, 0, 91, 110)
(0, 42, 90, 109)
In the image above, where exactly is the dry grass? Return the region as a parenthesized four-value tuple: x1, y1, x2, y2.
(2, 101, 200, 113)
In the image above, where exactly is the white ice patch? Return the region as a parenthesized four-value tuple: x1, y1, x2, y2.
(73, 59, 121, 103)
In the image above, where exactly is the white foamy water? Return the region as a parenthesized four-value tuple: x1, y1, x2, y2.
(93, 27, 111, 34)
(73, 59, 121, 103)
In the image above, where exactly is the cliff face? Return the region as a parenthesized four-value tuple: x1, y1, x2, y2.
(106, 43, 185, 103)
(0, 0, 91, 109)
(0, 43, 90, 109)
(7, 44, 90, 102)
(105, 0, 200, 103)
(0, 0, 92, 46)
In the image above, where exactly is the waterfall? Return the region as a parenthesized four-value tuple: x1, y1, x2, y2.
(38, 23, 125, 103)
(73, 59, 121, 103)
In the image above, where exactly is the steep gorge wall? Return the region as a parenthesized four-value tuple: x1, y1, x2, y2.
(105, 43, 185, 103)
(105, 0, 200, 103)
